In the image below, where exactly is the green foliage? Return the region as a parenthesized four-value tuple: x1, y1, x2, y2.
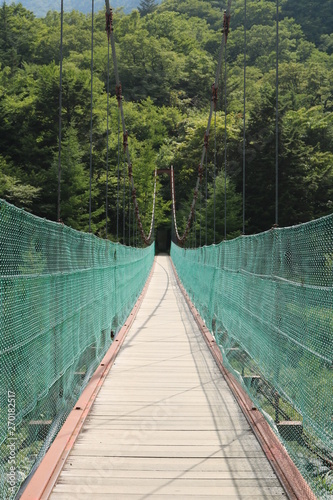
(138, 0, 158, 17)
(283, 0, 333, 46)
(0, 0, 332, 242)
(0, 155, 40, 208)
(157, 0, 222, 30)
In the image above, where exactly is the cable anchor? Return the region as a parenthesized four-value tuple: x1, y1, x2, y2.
(105, 9, 113, 39)
(222, 10, 231, 42)
(204, 132, 209, 151)
(212, 83, 218, 110)
(116, 83, 122, 106)
(123, 130, 128, 152)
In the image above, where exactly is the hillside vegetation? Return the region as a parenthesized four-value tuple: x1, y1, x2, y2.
(0, 0, 332, 243)
(8, 0, 161, 16)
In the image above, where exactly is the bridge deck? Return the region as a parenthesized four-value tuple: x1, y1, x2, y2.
(49, 256, 286, 499)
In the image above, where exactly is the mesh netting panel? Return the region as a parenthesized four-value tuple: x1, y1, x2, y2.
(171, 215, 333, 499)
(0, 199, 154, 499)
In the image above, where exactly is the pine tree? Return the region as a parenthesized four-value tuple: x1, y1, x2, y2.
(138, 0, 157, 17)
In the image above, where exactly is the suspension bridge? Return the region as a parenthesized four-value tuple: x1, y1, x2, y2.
(0, 1, 332, 499)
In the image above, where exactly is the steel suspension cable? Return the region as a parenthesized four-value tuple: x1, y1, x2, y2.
(213, 109, 217, 244)
(171, 204, 174, 245)
(243, 0, 246, 235)
(205, 151, 208, 246)
(128, 181, 131, 246)
(88, 0, 94, 233)
(152, 202, 155, 242)
(123, 155, 126, 244)
(57, 0, 64, 223)
(145, 169, 158, 242)
(194, 207, 197, 248)
(171, 166, 179, 242)
(199, 186, 202, 247)
(105, 1, 156, 245)
(171, 1, 232, 245)
(171, 165, 194, 246)
(275, 0, 279, 226)
(133, 203, 135, 246)
(105, 28, 111, 238)
(116, 110, 120, 241)
(224, 45, 228, 240)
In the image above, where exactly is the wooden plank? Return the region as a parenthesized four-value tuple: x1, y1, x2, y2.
(82, 416, 250, 428)
(61, 469, 277, 480)
(69, 446, 272, 458)
(52, 481, 286, 496)
(61, 456, 275, 472)
(75, 429, 259, 446)
(51, 495, 285, 500)
(82, 422, 251, 431)
(93, 394, 239, 403)
(88, 405, 245, 416)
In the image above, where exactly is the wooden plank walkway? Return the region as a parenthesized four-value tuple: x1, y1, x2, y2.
(49, 256, 287, 499)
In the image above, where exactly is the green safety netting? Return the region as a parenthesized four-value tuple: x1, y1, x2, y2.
(171, 215, 333, 499)
(0, 199, 154, 499)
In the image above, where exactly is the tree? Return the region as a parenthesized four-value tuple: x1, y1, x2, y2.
(283, 0, 333, 46)
(138, 0, 157, 17)
(0, 155, 40, 209)
(0, 3, 47, 70)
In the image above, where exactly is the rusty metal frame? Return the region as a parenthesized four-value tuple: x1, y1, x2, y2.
(169, 257, 316, 500)
(21, 258, 156, 500)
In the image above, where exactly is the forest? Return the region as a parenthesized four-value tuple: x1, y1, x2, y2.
(9, 0, 151, 17)
(0, 0, 332, 245)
